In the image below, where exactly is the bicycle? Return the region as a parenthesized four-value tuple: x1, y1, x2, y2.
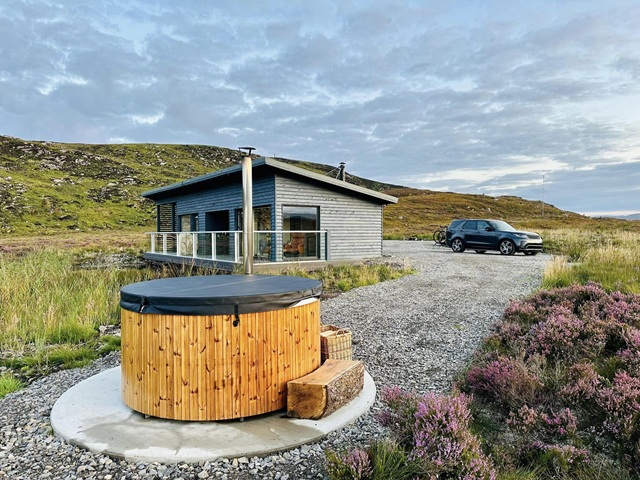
(433, 226, 447, 246)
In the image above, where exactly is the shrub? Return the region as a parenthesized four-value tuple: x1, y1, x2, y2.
(560, 363, 603, 404)
(526, 306, 584, 360)
(466, 356, 543, 410)
(597, 371, 640, 442)
(507, 406, 577, 438)
(527, 442, 589, 478)
(376, 386, 421, 448)
(326, 448, 372, 480)
(465, 283, 640, 474)
(326, 440, 424, 480)
(375, 387, 496, 480)
(617, 327, 640, 377)
(411, 393, 496, 479)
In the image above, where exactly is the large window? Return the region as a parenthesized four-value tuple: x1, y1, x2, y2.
(236, 206, 273, 259)
(283, 206, 319, 258)
(179, 213, 198, 232)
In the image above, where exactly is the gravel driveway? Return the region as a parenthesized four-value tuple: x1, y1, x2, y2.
(0, 241, 549, 480)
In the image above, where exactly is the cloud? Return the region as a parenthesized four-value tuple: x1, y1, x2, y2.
(0, 0, 639, 214)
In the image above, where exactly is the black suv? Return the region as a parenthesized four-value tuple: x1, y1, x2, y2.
(445, 219, 543, 255)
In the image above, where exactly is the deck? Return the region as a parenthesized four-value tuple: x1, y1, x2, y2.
(145, 230, 329, 270)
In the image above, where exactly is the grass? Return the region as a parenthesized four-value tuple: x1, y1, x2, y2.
(0, 372, 23, 399)
(0, 249, 153, 355)
(381, 188, 640, 241)
(0, 245, 414, 390)
(282, 260, 414, 295)
(541, 229, 640, 293)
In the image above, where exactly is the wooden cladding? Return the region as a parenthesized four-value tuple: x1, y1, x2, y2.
(121, 300, 320, 421)
(157, 203, 175, 232)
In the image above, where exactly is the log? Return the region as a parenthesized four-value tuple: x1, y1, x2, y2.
(286, 359, 364, 419)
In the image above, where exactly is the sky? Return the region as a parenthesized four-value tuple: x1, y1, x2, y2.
(1, 1, 639, 216)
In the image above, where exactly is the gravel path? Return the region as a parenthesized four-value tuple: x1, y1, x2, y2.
(0, 241, 549, 480)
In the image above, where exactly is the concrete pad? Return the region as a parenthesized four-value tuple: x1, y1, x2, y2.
(51, 367, 376, 464)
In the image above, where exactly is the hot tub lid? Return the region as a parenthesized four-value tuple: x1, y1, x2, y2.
(120, 275, 322, 315)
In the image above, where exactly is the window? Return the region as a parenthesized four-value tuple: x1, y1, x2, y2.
(235, 206, 273, 259)
(282, 206, 319, 258)
(283, 206, 318, 231)
(179, 213, 198, 232)
(477, 220, 491, 231)
(235, 206, 272, 231)
(463, 220, 477, 230)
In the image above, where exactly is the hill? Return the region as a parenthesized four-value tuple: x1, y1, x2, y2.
(0, 135, 398, 236)
(0, 135, 637, 240)
(382, 187, 640, 238)
(610, 213, 640, 221)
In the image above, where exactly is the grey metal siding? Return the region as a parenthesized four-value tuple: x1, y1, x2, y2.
(275, 175, 384, 260)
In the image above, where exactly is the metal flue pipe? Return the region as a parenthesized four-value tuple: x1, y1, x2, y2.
(239, 147, 255, 275)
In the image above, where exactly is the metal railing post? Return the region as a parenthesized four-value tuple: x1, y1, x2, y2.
(325, 230, 330, 261)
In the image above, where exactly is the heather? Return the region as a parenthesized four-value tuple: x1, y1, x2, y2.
(326, 387, 496, 480)
(326, 283, 640, 479)
(462, 283, 640, 478)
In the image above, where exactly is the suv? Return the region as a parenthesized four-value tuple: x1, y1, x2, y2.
(445, 219, 543, 255)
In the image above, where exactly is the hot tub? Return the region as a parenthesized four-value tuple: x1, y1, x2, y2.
(120, 275, 322, 421)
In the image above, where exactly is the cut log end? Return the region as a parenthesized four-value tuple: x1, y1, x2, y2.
(286, 359, 364, 419)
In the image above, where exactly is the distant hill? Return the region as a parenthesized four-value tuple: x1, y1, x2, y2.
(379, 187, 628, 239)
(610, 213, 640, 221)
(0, 135, 637, 238)
(0, 135, 398, 236)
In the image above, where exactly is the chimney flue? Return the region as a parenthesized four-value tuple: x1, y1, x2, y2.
(338, 162, 346, 182)
(239, 147, 255, 275)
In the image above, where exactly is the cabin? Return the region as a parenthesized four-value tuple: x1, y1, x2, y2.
(142, 157, 398, 270)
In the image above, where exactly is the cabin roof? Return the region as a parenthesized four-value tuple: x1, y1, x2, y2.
(142, 157, 398, 204)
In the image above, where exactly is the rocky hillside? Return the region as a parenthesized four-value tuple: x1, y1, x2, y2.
(0, 135, 399, 236)
(1, 135, 636, 239)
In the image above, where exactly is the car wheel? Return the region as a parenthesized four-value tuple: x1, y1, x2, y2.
(524, 251, 538, 256)
(451, 238, 465, 253)
(499, 239, 515, 255)
(475, 250, 486, 254)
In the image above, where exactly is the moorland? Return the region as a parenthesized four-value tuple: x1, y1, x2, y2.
(1, 135, 640, 478)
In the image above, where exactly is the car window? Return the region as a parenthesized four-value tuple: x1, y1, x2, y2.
(463, 220, 477, 230)
(489, 220, 515, 232)
(477, 220, 491, 231)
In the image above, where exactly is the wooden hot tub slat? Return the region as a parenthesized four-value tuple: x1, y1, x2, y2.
(121, 300, 321, 421)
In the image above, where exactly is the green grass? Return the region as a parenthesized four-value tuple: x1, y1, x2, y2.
(0, 247, 413, 382)
(542, 229, 640, 293)
(97, 335, 121, 355)
(0, 249, 152, 355)
(282, 261, 415, 294)
(1, 344, 98, 378)
(0, 372, 23, 399)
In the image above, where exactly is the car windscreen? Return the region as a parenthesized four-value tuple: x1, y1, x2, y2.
(489, 220, 516, 232)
